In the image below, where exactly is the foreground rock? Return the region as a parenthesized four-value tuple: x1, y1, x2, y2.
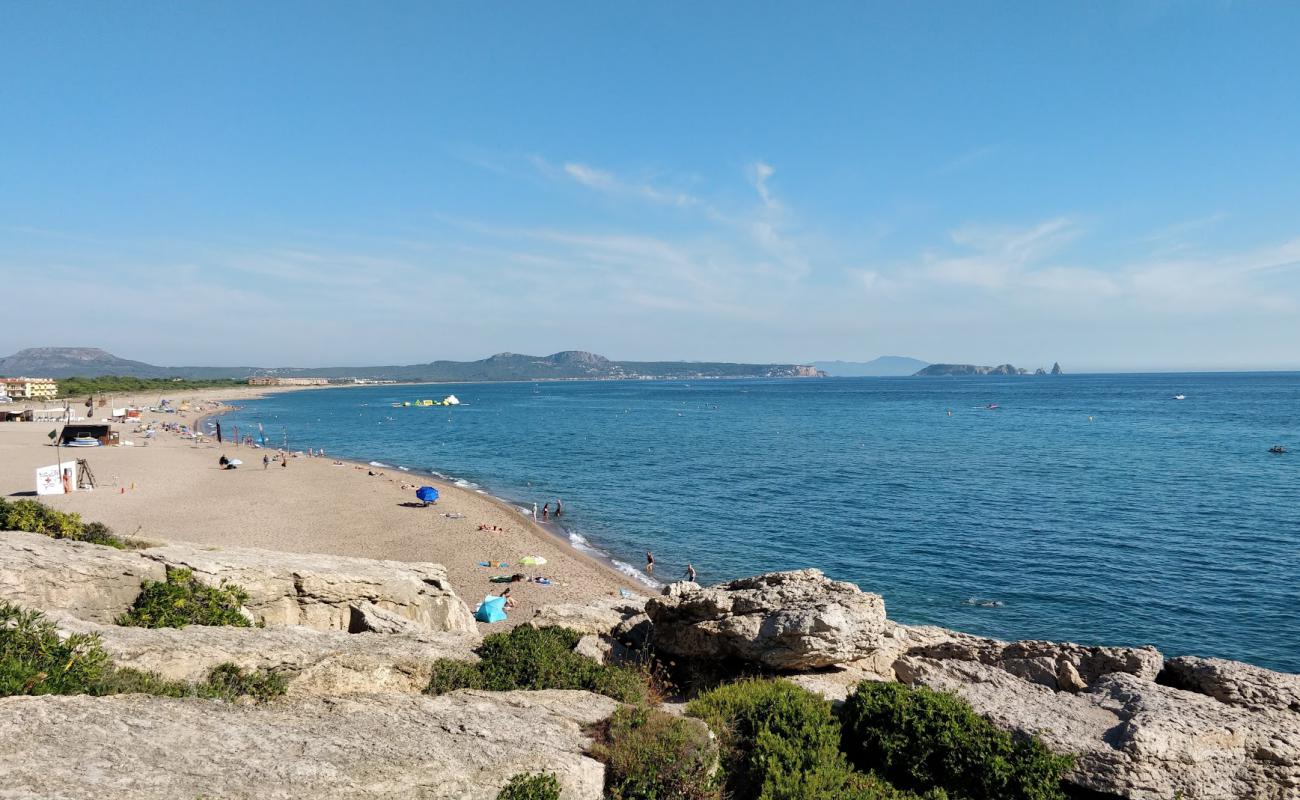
(141, 542, 477, 634)
(646, 569, 888, 670)
(0, 690, 619, 799)
(0, 532, 165, 623)
(528, 595, 650, 664)
(1161, 655, 1300, 714)
(895, 655, 1300, 799)
(55, 615, 478, 695)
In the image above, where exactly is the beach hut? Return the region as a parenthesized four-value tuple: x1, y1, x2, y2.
(58, 424, 119, 446)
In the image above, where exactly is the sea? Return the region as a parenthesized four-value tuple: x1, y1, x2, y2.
(216, 373, 1300, 673)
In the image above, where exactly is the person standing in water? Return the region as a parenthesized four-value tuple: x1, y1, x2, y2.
(645, 551, 655, 574)
(555, 498, 563, 517)
(541, 503, 550, 521)
(685, 563, 697, 582)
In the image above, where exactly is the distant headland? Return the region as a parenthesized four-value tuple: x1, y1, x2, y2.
(0, 347, 825, 383)
(914, 362, 1063, 376)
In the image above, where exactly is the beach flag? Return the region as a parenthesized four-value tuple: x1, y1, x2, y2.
(215, 421, 223, 443)
(258, 423, 266, 446)
(47, 429, 57, 441)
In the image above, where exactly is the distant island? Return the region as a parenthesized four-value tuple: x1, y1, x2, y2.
(812, 356, 929, 377)
(0, 347, 825, 383)
(914, 361, 1063, 376)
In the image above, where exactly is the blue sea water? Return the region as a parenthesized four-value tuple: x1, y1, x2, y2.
(218, 374, 1300, 673)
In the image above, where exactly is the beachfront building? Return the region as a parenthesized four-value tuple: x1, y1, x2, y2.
(247, 377, 330, 386)
(0, 377, 58, 400)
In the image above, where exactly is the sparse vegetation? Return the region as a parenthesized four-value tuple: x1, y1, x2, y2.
(495, 772, 561, 800)
(840, 682, 1072, 800)
(424, 626, 649, 704)
(0, 602, 282, 701)
(591, 704, 721, 800)
(117, 568, 252, 629)
(0, 498, 127, 548)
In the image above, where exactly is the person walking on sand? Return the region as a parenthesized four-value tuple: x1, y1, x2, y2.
(645, 551, 655, 574)
(685, 563, 697, 583)
(281, 451, 288, 469)
(263, 454, 270, 470)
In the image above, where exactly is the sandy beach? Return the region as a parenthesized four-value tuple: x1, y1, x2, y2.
(0, 386, 643, 627)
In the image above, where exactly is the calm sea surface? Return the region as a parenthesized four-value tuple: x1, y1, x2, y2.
(218, 374, 1300, 672)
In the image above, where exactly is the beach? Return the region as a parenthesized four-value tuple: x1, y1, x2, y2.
(0, 386, 643, 626)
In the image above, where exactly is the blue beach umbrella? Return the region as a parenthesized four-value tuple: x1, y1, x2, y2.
(416, 486, 439, 505)
(475, 595, 507, 623)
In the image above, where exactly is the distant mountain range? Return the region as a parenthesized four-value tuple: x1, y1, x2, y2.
(914, 362, 1063, 376)
(812, 357, 929, 377)
(0, 347, 824, 382)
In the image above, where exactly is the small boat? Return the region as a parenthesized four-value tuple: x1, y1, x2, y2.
(1173, 394, 1186, 401)
(64, 435, 100, 447)
(984, 403, 1000, 410)
(1268, 446, 1287, 454)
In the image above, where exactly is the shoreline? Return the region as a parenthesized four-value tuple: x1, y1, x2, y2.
(196, 394, 660, 594)
(0, 384, 647, 627)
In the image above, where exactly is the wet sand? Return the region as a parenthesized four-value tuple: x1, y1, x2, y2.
(0, 386, 644, 627)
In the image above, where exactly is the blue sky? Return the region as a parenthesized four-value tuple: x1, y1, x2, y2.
(2, 2, 1299, 371)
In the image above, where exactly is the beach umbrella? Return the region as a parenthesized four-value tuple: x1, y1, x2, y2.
(416, 486, 439, 504)
(520, 556, 547, 566)
(474, 595, 507, 623)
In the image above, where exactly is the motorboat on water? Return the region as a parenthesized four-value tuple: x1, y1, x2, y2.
(1173, 394, 1186, 401)
(984, 403, 1000, 410)
(64, 435, 100, 447)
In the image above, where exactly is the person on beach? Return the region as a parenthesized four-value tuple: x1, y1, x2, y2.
(499, 588, 516, 610)
(645, 551, 655, 574)
(218, 454, 229, 468)
(263, 454, 270, 470)
(555, 498, 563, 517)
(532, 502, 538, 521)
(281, 451, 288, 468)
(541, 503, 550, 521)
(685, 563, 697, 582)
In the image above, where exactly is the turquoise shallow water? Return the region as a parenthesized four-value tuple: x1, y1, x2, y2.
(218, 373, 1300, 672)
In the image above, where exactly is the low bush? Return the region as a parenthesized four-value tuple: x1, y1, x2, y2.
(496, 772, 560, 800)
(591, 704, 721, 800)
(1, 602, 282, 702)
(117, 568, 252, 628)
(0, 498, 125, 548)
(425, 626, 648, 704)
(840, 682, 1071, 800)
(0, 601, 112, 696)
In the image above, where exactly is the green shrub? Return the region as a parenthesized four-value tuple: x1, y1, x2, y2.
(496, 772, 561, 800)
(592, 705, 720, 800)
(1, 602, 281, 702)
(425, 626, 648, 704)
(117, 568, 252, 628)
(427, 658, 485, 694)
(0, 498, 125, 548)
(686, 678, 866, 800)
(840, 682, 1071, 800)
(0, 601, 112, 696)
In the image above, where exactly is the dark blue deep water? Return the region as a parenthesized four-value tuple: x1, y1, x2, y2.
(220, 374, 1300, 672)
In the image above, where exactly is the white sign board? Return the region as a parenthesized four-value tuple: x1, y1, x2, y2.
(35, 462, 78, 496)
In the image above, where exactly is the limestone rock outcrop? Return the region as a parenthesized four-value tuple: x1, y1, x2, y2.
(528, 595, 651, 663)
(0, 690, 619, 799)
(0, 532, 165, 623)
(1161, 655, 1300, 713)
(646, 569, 888, 670)
(906, 634, 1163, 692)
(141, 542, 477, 634)
(53, 614, 478, 696)
(893, 655, 1300, 799)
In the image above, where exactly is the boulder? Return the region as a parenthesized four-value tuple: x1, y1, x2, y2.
(0, 690, 619, 799)
(140, 542, 477, 634)
(1161, 656, 1300, 714)
(348, 601, 428, 635)
(528, 595, 652, 663)
(645, 569, 888, 670)
(54, 614, 478, 696)
(907, 635, 1163, 691)
(0, 532, 165, 623)
(893, 655, 1300, 799)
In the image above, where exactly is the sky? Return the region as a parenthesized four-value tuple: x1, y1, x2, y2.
(2, 2, 1299, 372)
